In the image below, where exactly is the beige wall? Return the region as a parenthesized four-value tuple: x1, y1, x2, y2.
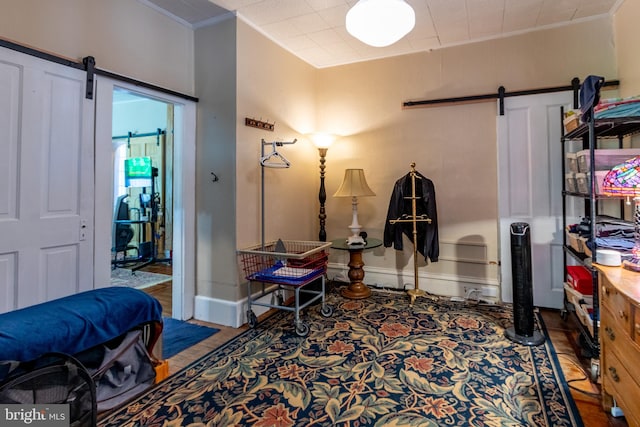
(235, 20, 319, 250)
(614, 0, 640, 97)
(194, 18, 239, 302)
(316, 17, 616, 291)
(0, 0, 194, 94)
(194, 20, 318, 303)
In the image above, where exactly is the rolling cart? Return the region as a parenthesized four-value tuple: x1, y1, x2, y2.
(238, 240, 333, 336)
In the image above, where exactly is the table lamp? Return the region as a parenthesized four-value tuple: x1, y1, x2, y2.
(602, 155, 640, 271)
(334, 169, 375, 245)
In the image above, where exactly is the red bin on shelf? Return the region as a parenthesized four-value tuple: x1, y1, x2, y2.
(566, 265, 593, 295)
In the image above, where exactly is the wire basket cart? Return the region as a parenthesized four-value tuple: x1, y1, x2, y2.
(238, 240, 333, 336)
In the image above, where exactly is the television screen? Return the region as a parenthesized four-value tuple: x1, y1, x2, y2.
(124, 156, 153, 187)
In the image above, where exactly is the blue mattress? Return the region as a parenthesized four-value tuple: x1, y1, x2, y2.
(0, 287, 162, 363)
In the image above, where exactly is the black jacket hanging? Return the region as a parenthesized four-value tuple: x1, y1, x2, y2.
(383, 171, 439, 262)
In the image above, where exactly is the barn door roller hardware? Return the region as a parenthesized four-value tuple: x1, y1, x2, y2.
(83, 56, 95, 100)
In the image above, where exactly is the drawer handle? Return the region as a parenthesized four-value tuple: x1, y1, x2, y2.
(636, 323, 640, 335)
(602, 285, 609, 296)
(609, 366, 620, 382)
(618, 310, 628, 320)
(605, 326, 615, 341)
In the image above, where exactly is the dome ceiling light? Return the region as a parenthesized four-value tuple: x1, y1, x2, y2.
(346, 0, 416, 47)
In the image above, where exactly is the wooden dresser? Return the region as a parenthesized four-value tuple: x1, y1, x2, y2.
(596, 264, 640, 426)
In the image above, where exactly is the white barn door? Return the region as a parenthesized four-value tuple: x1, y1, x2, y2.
(497, 92, 573, 309)
(0, 47, 94, 313)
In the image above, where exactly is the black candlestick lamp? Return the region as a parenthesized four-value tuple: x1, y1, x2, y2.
(312, 133, 335, 242)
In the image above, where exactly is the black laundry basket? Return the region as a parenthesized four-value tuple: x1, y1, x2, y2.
(0, 353, 97, 427)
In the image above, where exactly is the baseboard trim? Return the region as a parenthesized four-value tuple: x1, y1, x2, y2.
(326, 263, 499, 299)
(195, 266, 500, 327)
(194, 285, 279, 328)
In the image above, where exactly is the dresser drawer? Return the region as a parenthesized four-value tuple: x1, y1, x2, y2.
(601, 277, 632, 332)
(597, 265, 640, 426)
(634, 301, 640, 346)
(602, 306, 640, 382)
(602, 349, 640, 425)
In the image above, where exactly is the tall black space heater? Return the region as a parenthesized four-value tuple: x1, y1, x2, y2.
(505, 222, 545, 346)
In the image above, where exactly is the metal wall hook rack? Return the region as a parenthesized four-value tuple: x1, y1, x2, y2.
(246, 117, 275, 131)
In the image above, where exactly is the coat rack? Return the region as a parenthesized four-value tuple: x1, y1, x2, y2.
(260, 138, 296, 248)
(388, 162, 432, 305)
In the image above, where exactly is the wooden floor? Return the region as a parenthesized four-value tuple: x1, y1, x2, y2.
(135, 263, 628, 426)
(541, 308, 628, 427)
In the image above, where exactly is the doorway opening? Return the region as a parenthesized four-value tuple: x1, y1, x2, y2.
(95, 76, 196, 322)
(109, 88, 174, 314)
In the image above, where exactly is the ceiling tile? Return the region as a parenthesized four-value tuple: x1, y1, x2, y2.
(304, 0, 350, 12)
(503, 0, 543, 32)
(262, 21, 305, 39)
(428, 0, 470, 44)
(316, 4, 352, 28)
(139, 0, 620, 68)
(307, 28, 347, 45)
(240, 0, 316, 25)
(467, 0, 505, 38)
(283, 34, 321, 51)
(288, 12, 333, 33)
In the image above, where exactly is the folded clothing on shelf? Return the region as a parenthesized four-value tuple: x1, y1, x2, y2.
(568, 216, 634, 255)
(594, 95, 640, 118)
(594, 237, 634, 251)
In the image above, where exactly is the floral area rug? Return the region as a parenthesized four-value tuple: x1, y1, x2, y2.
(110, 267, 171, 289)
(98, 289, 583, 426)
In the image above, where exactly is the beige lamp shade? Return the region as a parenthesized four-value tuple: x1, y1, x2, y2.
(334, 169, 375, 197)
(311, 133, 336, 149)
(334, 169, 375, 245)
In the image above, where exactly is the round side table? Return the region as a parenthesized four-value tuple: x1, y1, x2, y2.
(331, 238, 382, 299)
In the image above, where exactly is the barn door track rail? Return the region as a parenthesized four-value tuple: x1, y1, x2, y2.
(403, 77, 619, 115)
(0, 38, 198, 102)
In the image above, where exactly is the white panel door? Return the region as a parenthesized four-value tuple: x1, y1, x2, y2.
(497, 92, 574, 309)
(0, 47, 94, 313)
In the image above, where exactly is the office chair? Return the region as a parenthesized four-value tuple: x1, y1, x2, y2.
(112, 195, 138, 264)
